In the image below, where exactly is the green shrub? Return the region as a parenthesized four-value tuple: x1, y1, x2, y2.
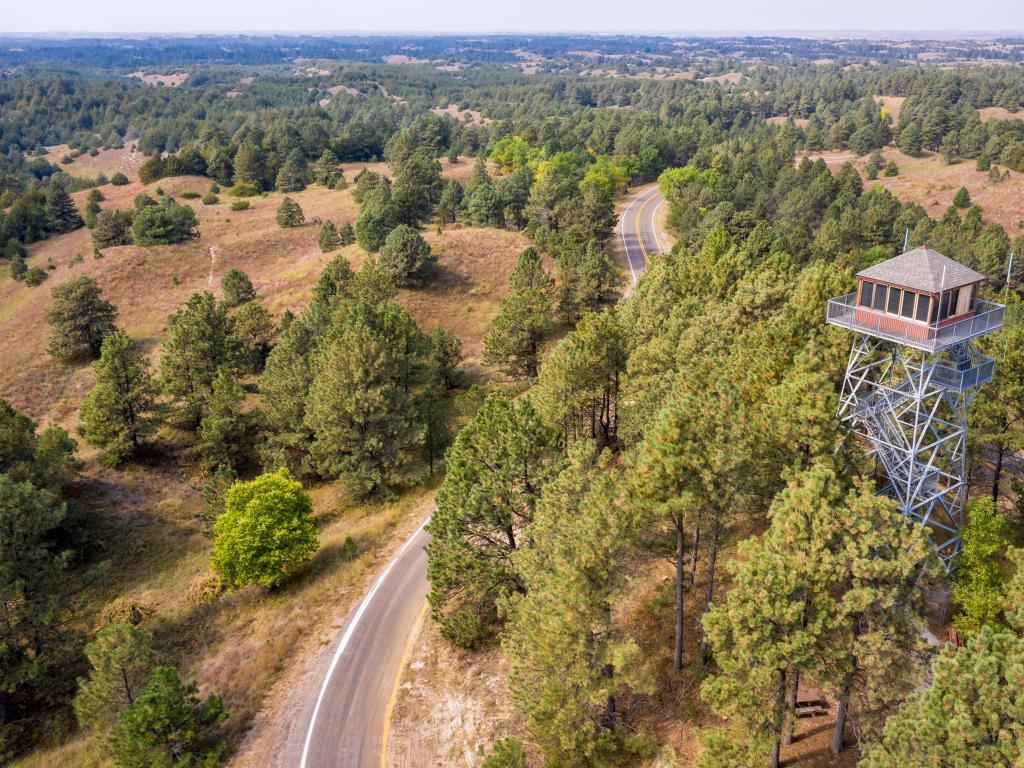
(9, 253, 27, 280)
(202, 192, 219, 205)
(110, 171, 129, 186)
(229, 182, 260, 197)
(24, 266, 48, 286)
(178, 190, 200, 200)
(230, 199, 250, 211)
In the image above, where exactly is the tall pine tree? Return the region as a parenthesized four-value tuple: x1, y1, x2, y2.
(78, 330, 158, 466)
(426, 393, 561, 647)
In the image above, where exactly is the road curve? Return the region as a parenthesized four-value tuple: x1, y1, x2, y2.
(284, 187, 667, 768)
(618, 186, 668, 286)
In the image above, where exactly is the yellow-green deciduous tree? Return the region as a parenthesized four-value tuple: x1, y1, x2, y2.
(211, 469, 317, 590)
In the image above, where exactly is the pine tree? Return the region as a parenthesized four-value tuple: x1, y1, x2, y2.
(74, 623, 156, 730)
(437, 180, 464, 224)
(233, 140, 264, 188)
(418, 382, 451, 476)
(313, 148, 340, 187)
(533, 310, 626, 448)
(9, 252, 27, 281)
(196, 369, 247, 472)
(426, 393, 561, 647)
(78, 330, 158, 466)
(639, 377, 756, 669)
(45, 276, 118, 362)
(45, 176, 84, 234)
(504, 443, 651, 766)
(0, 399, 78, 493)
(859, 625, 1024, 768)
(259, 317, 318, 474)
(318, 220, 341, 253)
(554, 240, 622, 322)
(817, 475, 935, 752)
(898, 121, 924, 157)
(971, 312, 1024, 502)
(338, 221, 356, 246)
(220, 268, 256, 307)
(392, 147, 443, 226)
(378, 224, 436, 286)
(84, 189, 102, 229)
(482, 248, 553, 379)
(429, 327, 463, 390)
(303, 314, 424, 495)
(159, 292, 241, 428)
(355, 185, 398, 252)
(275, 197, 305, 228)
(92, 209, 134, 248)
(109, 666, 227, 768)
(233, 300, 276, 372)
(275, 150, 308, 193)
(952, 496, 1011, 634)
(700, 467, 844, 768)
(0, 475, 71, 731)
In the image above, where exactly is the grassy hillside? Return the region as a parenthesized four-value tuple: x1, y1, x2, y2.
(3, 164, 529, 767)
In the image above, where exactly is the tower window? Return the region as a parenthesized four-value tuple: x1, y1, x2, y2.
(860, 281, 873, 307)
(900, 291, 915, 318)
(873, 284, 888, 311)
(916, 294, 931, 322)
(887, 287, 902, 315)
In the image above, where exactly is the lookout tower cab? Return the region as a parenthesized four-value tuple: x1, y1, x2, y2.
(826, 247, 1005, 570)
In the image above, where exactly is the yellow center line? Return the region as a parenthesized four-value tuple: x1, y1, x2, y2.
(634, 196, 650, 263)
(380, 601, 428, 768)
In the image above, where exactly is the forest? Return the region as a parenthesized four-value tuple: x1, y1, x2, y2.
(0, 33, 1023, 768)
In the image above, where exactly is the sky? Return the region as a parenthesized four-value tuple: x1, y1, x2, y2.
(1, 0, 1020, 35)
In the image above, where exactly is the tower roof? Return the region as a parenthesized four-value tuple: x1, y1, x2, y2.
(857, 246, 984, 293)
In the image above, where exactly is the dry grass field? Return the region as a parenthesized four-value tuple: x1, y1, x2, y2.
(430, 104, 492, 125)
(42, 142, 146, 181)
(875, 96, 906, 125)
(768, 115, 811, 129)
(2, 164, 527, 767)
(799, 148, 1024, 234)
(126, 71, 189, 87)
(979, 106, 1024, 122)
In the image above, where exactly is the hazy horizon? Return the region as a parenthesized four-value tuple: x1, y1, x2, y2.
(2, 0, 1021, 36)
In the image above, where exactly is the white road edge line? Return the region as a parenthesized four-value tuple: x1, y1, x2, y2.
(650, 198, 665, 254)
(619, 195, 638, 286)
(299, 516, 431, 768)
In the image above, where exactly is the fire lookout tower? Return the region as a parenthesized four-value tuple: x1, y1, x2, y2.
(826, 246, 1005, 570)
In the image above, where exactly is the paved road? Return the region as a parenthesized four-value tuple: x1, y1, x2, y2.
(289, 186, 668, 768)
(293, 519, 430, 768)
(619, 186, 667, 285)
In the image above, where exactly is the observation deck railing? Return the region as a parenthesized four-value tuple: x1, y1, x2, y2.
(826, 293, 1004, 352)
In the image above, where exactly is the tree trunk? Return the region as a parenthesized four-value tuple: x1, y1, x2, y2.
(689, 512, 702, 587)
(770, 669, 786, 768)
(602, 600, 617, 729)
(831, 674, 853, 754)
(673, 518, 685, 673)
(698, 519, 721, 666)
(782, 668, 799, 745)
(992, 443, 1005, 502)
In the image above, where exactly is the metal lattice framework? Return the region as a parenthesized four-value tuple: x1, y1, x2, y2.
(836, 334, 995, 570)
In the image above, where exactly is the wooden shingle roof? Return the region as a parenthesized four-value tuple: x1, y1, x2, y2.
(857, 247, 984, 293)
